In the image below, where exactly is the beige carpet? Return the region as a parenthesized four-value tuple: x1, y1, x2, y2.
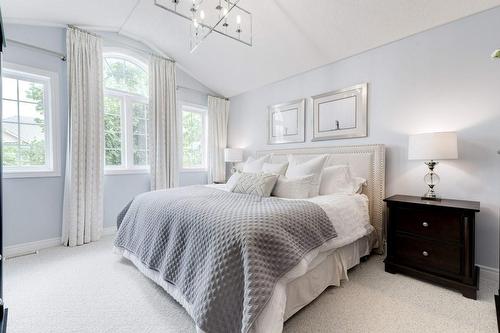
(4, 235, 497, 333)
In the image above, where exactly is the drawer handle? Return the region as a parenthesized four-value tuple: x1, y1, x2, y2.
(422, 251, 429, 257)
(422, 222, 429, 227)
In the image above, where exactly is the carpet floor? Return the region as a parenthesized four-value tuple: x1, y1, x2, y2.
(4, 235, 498, 333)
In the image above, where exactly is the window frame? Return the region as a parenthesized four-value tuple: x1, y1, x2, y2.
(180, 102, 208, 173)
(2, 62, 60, 178)
(103, 51, 149, 176)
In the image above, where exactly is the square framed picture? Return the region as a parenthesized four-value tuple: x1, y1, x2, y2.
(268, 99, 305, 144)
(312, 83, 368, 141)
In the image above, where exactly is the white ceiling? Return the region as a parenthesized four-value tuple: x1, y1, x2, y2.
(3, 0, 500, 97)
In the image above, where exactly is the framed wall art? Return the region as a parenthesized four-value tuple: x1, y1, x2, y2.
(312, 83, 368, 141)
(267, 98, 305, 144)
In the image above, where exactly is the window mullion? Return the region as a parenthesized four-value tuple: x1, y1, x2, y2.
(126, 96, 134, 169)
(44, 82, 52, 170)
(16, 79, 21, 166)
(203, 112, 208, 169)
(121, 96, 128, 168)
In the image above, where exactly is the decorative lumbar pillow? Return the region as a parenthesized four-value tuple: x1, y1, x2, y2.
(262, 162, 289, 176)
(242, 155, 271, 173)
(286, 155, 328, 196)
(225, 172, 242, 191)
(272, 174, 315, 199)
(231, 172, 279, 197)
(319, 165, 367, 195)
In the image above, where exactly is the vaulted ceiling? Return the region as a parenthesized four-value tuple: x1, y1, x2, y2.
(3, 0, 500, 97)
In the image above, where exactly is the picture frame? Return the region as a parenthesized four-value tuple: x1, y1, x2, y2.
(312, 83, 368, 141)
(267, 98, 305, 145)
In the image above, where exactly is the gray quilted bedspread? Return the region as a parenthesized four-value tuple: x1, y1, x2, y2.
(114, 186, 336, 333)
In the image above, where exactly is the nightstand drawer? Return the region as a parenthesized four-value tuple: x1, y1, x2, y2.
(394, 234, 461, 275)
(394, 207, 461, 242)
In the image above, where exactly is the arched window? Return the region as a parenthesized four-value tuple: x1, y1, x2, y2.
(103, 52, 149, 172)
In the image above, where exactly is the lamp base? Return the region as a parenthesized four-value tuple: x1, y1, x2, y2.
(421, 195, 441, 201)
(422, 160, 441, 201)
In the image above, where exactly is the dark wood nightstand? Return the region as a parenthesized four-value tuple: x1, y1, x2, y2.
(384, 195, 480, 299)
(213, 181, 226, 184)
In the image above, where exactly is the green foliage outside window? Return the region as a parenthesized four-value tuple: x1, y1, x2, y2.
(2, 80, 47, 167)
(104, 57, 148, 97)
(103, 56, 149, 168)
(182, 111, 204, 168)
(104, 96, 122, 166)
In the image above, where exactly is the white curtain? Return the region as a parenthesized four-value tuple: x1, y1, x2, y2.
(149, 55, 178, 190)
(207, 96, 230, 183)
(62, 27, 104, 247)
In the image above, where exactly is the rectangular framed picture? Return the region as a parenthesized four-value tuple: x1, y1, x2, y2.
(312, 83, 368, 141)
(267, 99, 305, 144)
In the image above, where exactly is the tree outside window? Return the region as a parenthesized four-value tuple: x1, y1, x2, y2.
(182, 105, 207, 170)
(1, 63, 59, 178)
(103, 53, 149, 172)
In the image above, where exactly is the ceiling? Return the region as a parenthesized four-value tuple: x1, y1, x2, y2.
(3, 0, 500, 97)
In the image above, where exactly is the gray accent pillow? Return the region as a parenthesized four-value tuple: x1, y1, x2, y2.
(231, 172, 279, 197)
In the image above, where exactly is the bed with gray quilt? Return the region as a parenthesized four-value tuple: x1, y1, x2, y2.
(114, 185, 337, 333)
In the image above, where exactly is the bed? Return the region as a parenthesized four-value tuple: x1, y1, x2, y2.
(114, 144, 385, 333)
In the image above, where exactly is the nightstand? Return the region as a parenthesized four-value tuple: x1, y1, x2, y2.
(213, 181, 226, 185)
(384, 195, 480, 299)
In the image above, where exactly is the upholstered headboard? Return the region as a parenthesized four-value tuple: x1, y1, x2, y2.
(256, 144, 386, 254)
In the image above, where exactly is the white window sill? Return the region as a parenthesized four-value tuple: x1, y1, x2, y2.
(180, 168, 207, 173)
(3, 170, 61, 179)
(105, 168, 149, 176)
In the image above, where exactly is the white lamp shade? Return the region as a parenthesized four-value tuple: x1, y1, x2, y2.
(224, 148, 243, 162)
(408, 132, 458, 160)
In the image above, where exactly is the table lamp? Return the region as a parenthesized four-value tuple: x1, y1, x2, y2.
(224, 148, 243, 174)
(408, 131, 458, 200)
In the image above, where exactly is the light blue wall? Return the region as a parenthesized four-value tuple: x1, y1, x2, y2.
(228, 8, 500, 269)
(2, 24, 213, 245)
(3, 25, 68, 246)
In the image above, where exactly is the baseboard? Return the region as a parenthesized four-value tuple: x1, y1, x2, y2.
(102, 226, 117, 236)
(4, 227, 117, 259)
(478, 264, 499, 284)
(4, 237, 61, 259)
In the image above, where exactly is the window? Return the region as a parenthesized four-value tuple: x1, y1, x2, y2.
(103, 53, 149, 173)
(2, 63, 59, 177)
(181, 104, 207, 170)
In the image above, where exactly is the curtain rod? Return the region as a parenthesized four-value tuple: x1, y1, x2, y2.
(6, 38, 66, 61)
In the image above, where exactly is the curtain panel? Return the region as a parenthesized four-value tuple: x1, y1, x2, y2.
(207, 96, 229, 183)
(149, 55, 178, 190)
(62, 26, 104, 246)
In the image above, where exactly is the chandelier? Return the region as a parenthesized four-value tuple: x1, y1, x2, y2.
(154, 0, 252, 52)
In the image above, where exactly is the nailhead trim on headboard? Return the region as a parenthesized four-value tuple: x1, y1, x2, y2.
(256, 144, 386, 254)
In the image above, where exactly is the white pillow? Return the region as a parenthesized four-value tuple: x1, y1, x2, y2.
(231, 172, 278, 197)
(286, 155, 328, 196)
(319, 165, 367, 195)
(226, 172, 241, 191)
(352, 176, 367, 194)
(272, 175, 315, 199)
(262, 162, 289, 175)
(243, 155, 271, 173)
